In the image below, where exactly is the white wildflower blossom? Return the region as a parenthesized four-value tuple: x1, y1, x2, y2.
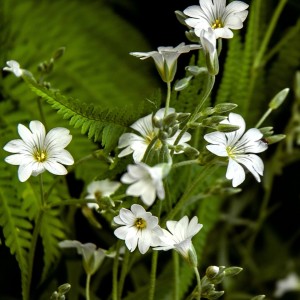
(113, 204, 164, 254)
(3, 120, 74, 182)
(130, 43, 201, 82)
(118, 107, 191, 163)
(184, 0, 249, 39)
(85, 179, 121, 209)
(121, 162, 170, 206)
(274, 272, 300, 298)
(154, 216, 203, 260)
(204, 113, 268, 187)
(3, 60, 24, 77)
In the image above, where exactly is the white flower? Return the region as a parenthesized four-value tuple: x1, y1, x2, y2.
(184, 0, 249, 39)
(85, 179, 121, 209)
(274, 272, 300, 298)
(121, 162, 169, 206)
(3, 120, 74, 182)
(154, 216, 203, 260)
(204, 113, 268, 187)
(3, 60, 23, 77)
(199, 28, 219, 75)
(118, 108, 191, 163)
(130, 43, 201, 82)
(59, 240, 106, 275)
(113, 204, 164, 254)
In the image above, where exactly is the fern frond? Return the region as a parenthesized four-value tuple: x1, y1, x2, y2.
(0, 167, 32, 299)
(22, 76, 131, 151)
(40, 208, 66, 282)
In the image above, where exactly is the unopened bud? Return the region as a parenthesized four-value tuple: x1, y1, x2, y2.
(207, 290, 224, 299)
(58, 283, 71, 295)
(185, 66, 207, 76)
(206, 266, 220, 279)
(250, 296, 266, 300)
(159, 131, 169, 141)
(214, 103, 238, 113)
(185, 30, 201, 43)
(174, 76, 193, 91)
(259, 126, 274, 136)
(184, 146, 200, 158)
(163, 113, 178, 127)
(200, 107, 215, 117)
(217, 124, 240, 132)
(188, 122, 201, 129)
(224, 266, 243, 277)
(265, 134, 286, 145)
(53, 47, 66, 60)
(152, 116, 163, 128)
(202, 116, 227, 126)
(269, 88, 289, 110)
(174, 10, 188, 26)
(187, 245, 198, 267)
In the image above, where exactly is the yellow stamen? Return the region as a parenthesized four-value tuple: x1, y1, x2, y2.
(212, 19, 223, 29)
(34, 150, 47, 162)
(135, 218, 147, 230)
(226, 146, 235, 158)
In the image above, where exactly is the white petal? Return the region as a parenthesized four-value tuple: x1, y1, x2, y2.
(183, 5, 203, 18)
(44, 161, 68, 175)
(45, 127, 72, 149)
(52, 149, 74, 165)
(5, 154, 31, 165)
(226, 158, 245, 187)
(199, 0, 215, 21)
(130, 204, 146, 217)
(225, 1, 249, 14)
(138, 230, 151, 254)
(204, 131, 227, 145)
(18, 164, 34, 182)
(3, 139, 28, 153)
(214, 27, 234, 39)
(235, 154, 264, 182)
(131, 114, 154, 137)
(224, 15, 244, 29)
(118, 133, 143, 148)
(18, 124, 35, 147)
(206, 144, 228, 157)
(114, 226, 129, 240)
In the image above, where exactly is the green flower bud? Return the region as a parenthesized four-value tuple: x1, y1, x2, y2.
(184, 146, 200, 158)
(187, 245, 198, 267)
(52, 47, 66, 60)
(214, 103, 238, 113)
(217, 124, 240, 132)
(206, 266, 220, 279)
(265, 134, 286, 145)
(187, 122, 201, 129)
(185, 65, 207, 76)
(200, 107, 215, 117)
(185, 30, 201, 43)
(202, 116, 227, 126)
(224, 266, 243, 277)
(159, 131, 169, 141)
(269, 88, 289, 110)
(174, 10, 188, 26)
(294, 71, 300, 101)
(207, 290, 224, 299)
(259, 126, 274, 136)
(174, 76, 193, 91)
(163, 113, 178, 127)
(152, 116, 163, 129)
(58, 283, 71, 295)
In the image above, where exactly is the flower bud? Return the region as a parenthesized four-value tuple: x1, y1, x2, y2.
(52, 47, 66, 60)
(174, 10, 188, 26)
(269, 88, 289, 110)
(200, 106, 215, 117)
(202, 116, 227, 126)
(250, 296, 266, 300)
(158, 131, 169, 141)
(185, 65, 207, 76)
(264, 134, 286, 145)
(57, 283, 71, 295)
(185, 30, 201, 43)
(187, 245, 198, 267)
(206, 266, 220, 279)
(224, 266, 243, 277)
(163, 113, 178, 127)
(207, 290, 224, 299)
(184, 146, 200, 158)
(217, 124, 240, 132)
(187, 122, 201, 129)
(259, 126, 274, 136)
(152, 115, 163, 129)
(174, 76, 193, 91)
(176, 113, 191, 123)
(214, 103, 238, 113)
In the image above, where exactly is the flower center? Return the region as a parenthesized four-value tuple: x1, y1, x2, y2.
(94, 190, 102, 199)
(34, 150, 47, 162)
(145, 131, 162, 150)
(226, 146, 236, 158)
(212, 19, 223, 29)
(134, 218, 147, 230)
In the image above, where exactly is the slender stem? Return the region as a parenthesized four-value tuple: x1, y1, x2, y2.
(253, 0, 288, 70)
(118, 248, 130, 300)
(48, 198, 96, 208)
(255, 108, 272, 128)
(142, 136, 159, 163)
(194, 267, 202, 300)
(86, 274, 91, 300)
(148, 251, 159, 300)
(25, 174, 46, 300)
(112, 241, 121, 300)
(164, 81, 172, 117)
(172, 251, 180, 300)
(172, 159, 200, 169)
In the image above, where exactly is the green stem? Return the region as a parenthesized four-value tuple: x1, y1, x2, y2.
(172, 251, 180, 300)
(142, 136, 159, 163)
(118, 248, 130, 300)
(172, 159, 200, 169)
(194, 267, 202, 300)
(253, 0, 288, 70)
(164, 81, 172, 117)
(24, 174, 46, 300)
(148, 251, 159, 300)
(86, 274, 91, 300)
(112, 241, 121, 300)
(48, 198, 97, 208)
(255, 108, 272, 128)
